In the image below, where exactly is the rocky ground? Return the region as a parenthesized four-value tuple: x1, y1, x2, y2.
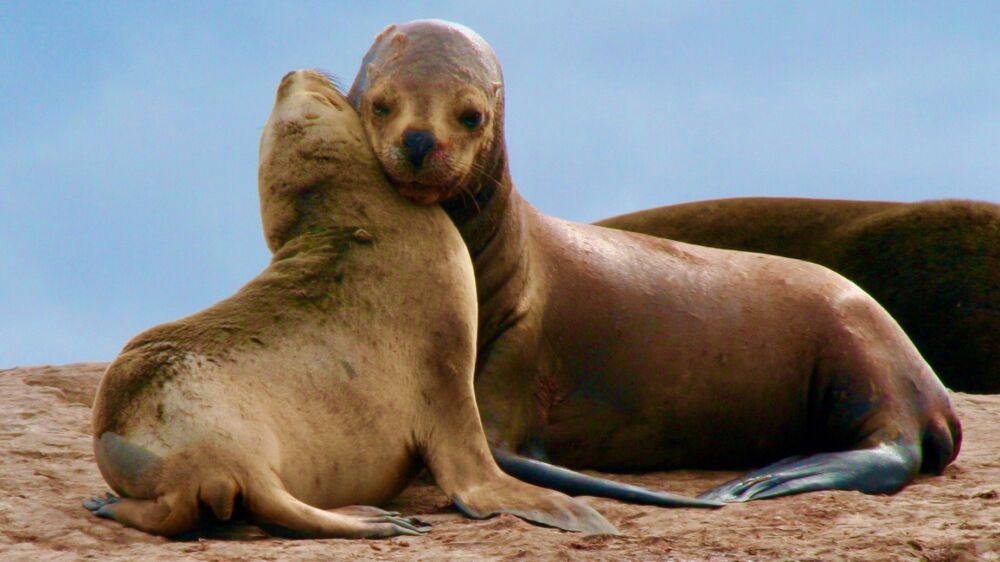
(1, 363, 997, 561)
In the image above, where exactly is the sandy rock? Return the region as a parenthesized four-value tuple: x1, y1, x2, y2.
(1, 363, 998, 560)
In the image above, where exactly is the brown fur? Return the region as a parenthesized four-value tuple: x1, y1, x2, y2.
(596, 197, 1000, 393)
(351, 21, 962, 502)
(88, 70, 615, 538)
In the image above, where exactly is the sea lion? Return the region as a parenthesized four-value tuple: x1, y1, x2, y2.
(84, 70, 617, 537)
(596, 197, 1000, 394)
(348, 20, 963, 502)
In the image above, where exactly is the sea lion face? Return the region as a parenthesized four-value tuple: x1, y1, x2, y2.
(259, 69, 372, 251)
(260, 69, 353, 171)
(351, 20, 504, 205)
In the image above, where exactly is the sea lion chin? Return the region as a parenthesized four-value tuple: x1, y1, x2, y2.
(395, 180, 451, 205)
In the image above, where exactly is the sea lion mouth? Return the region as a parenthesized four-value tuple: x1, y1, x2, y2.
(393, 179, 451, 205)
(381, 161, 462, 204)
(375, 145, 467, 204)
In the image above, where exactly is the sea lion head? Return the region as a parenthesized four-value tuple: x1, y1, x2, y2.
(349, 20, 505, 205)
(259, 69, 375, 251)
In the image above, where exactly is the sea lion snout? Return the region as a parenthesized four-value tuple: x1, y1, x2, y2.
(402, 129, 436, 168)
(273, 70, 346, 119)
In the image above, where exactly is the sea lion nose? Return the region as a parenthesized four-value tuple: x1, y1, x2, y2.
(402, 130, 436, 169)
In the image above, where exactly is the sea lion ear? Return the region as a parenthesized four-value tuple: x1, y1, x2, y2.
(492, 82, 503, 100)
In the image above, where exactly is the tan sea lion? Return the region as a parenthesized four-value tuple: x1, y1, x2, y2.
(596, 197, 1000, 393)
(348, 20, 963, 503)
(84, 70, 617, 537)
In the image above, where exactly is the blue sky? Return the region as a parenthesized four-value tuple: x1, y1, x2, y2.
(1, 2, 997, 367)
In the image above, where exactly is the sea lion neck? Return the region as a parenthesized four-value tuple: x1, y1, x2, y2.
(443, 165, 537, 354)
(273, 185, 370, 245)
(440, 133, 512, 256)
(439, 68, 508, 217)
(259, 141, 406, 252)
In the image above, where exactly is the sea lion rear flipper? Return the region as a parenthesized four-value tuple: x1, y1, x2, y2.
(85, 483, 428, 538)
(248, 483, 428, 539)
(697, 441, 919, 502)
(83, 491, 198, 536)
(492, 447, 723, 509)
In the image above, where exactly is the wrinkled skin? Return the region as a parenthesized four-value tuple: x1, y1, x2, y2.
(350, 19, 963, 504)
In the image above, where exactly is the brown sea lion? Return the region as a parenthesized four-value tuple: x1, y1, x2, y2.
(348, 20, 963, 503)
(84, 70, 617, 537)
(596, 197, 1000, 394)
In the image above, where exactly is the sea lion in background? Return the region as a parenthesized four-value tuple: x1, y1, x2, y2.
(596, 197, 1000, 394)
(349, 20, 962, 502)
(85, 70, 616, 537)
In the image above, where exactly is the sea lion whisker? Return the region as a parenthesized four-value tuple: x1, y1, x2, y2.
(309, 68, 345, 92)
(442, 157, 484, 213)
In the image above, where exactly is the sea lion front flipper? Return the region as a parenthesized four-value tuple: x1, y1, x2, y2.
(448, 475, 618, 535)
(492, 448, 723, 509)
(428, 447, 619, 533)
(420, 387, 618, 534)
(697, 441, 919, 502)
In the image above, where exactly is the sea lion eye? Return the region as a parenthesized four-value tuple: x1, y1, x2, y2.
(373, 101, 391, 117)
(458, 110, 482, 130)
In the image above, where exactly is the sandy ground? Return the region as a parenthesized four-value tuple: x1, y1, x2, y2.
(1, 363, 998, 561)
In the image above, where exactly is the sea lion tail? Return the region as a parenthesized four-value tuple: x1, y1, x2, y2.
(491, 447, 723, 509)
(198, 476, 241, 522)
